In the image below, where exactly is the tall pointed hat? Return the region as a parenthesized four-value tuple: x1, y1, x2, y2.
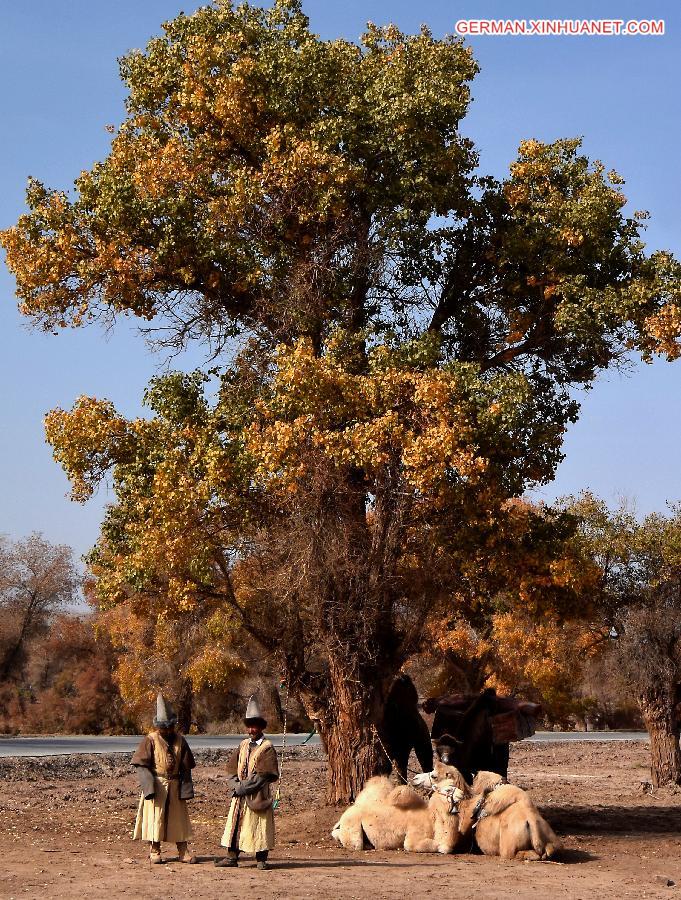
(244, 694, 267, 727)
(153, 692, 177, 728)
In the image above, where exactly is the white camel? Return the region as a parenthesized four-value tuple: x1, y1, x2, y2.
(331, 760, 469, 854)
(459, 770, 562, 860)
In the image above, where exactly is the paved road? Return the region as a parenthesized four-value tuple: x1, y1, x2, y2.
(528, 731, 648, 743)
(0, 731, 648, 757)
(0, 733, 320, 757)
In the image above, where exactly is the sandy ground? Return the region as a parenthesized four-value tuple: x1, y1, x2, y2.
(1, 741, 680, 899)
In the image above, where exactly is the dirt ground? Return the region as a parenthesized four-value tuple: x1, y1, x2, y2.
(1, 741, 680, 899)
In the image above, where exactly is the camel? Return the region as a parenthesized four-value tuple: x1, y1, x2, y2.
(331, 760, 469, 854)
(459, 770, 561, 860)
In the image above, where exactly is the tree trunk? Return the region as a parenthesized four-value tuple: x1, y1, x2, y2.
(267, 682, 284, 731)
(177, 679, 193, 735)
(288, 469, 403, 804)
(442, 649, 491, 695)
(308, 655, 395, 804)
(638, 693, 681, 787)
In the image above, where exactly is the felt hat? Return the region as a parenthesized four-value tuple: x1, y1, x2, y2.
(244, 694, 267, 727)
(153, 692, 177, 728)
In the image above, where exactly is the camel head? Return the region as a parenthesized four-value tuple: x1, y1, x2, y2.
(433, 732, 463, 767)
(429, 759, 470, 798)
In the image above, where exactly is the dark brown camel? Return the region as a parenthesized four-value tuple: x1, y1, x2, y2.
(425, 688, 540, 783)
(380, 674, 434, 781)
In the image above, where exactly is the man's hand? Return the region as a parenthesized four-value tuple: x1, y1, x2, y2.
(233, 781, 246, 797)
(233, 774, 266, 797)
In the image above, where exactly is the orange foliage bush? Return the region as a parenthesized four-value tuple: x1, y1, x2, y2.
(0, 614, 132, 735)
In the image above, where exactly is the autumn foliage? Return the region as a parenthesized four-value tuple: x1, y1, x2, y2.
(0, 533, 126, 734)
(421, 499, 605, 719)
(3, 1, 681, 797)
(560, 494, 681, 785)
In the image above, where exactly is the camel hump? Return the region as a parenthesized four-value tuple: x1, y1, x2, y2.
(354, 776, 394, 807)
(387, 785, 427, 810)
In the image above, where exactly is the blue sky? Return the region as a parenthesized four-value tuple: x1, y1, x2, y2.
(1, 1, 679, 561)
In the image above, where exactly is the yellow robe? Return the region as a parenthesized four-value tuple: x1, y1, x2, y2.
(221, 739, 277, 853)
(132, 732, 193, 843)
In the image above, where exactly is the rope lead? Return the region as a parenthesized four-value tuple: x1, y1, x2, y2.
(371, 724, 411, 785)
(273, 679, 289, 811)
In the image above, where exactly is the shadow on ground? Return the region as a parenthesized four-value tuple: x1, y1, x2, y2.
(545, 804, 681, 835)
(554, 848, 598, 864)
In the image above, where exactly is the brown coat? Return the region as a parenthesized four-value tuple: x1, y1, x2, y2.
(132, 732, 195, 770)
(221, 738, 279, 852)
(226, 738, 279, 811)
(132, 731, 196, 799)
(131, 731, 196, 844)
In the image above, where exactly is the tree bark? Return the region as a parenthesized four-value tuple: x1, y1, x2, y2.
(267, 681, 284, 731)
(305, 655, 396, 804)
(638, 693, 681, 787)
(442, 648, 491, 695)
(177, 679, 193, 735)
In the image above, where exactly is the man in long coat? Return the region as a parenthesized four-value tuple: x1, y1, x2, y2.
(215, 695, 279, 870)
(131, 693, 197, 864)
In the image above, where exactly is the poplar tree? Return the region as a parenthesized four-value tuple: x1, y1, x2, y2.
(3, 1, 681, 800)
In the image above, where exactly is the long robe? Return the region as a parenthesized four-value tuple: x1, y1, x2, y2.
(132, 731, 195, 843)
(221, 738, 279, 853)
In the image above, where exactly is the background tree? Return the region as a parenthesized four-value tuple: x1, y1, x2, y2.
(96, 592, 251, 733)
(566, 493, 681, 787)
(15, 613, 133, 734)
(3, 1, 681, 800)
(422, 499, 605, 721)
(0, 533, 79, 682)
(0, 535, 129, 735)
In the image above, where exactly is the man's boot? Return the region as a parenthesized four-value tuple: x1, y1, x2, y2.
(215, 849, 239, 867)
(177, 841, 197, 864)
(149, 841, 163, 864)
(256, 851, 270, 871)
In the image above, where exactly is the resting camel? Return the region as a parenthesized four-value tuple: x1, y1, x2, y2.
(331, 760, 469, 854)
(459, 771, 561, 860)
